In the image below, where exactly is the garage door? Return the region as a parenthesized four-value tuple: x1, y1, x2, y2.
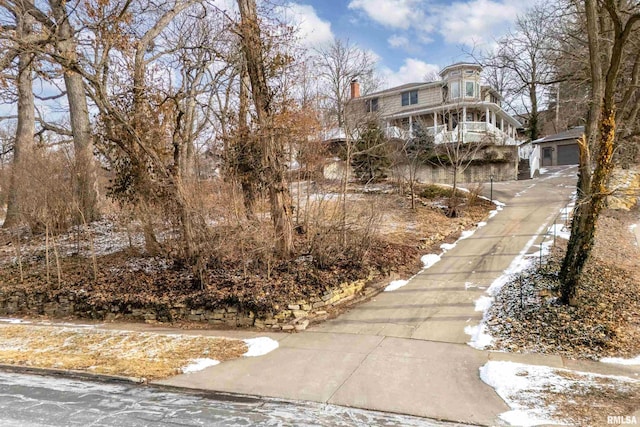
(557, 144, 579, 165)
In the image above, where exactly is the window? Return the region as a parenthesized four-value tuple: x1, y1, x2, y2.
(465, 81, 475, 97)
(450, 81, 460, 99)
(401, 90, 418, 106)
(366, 97, 379, 113)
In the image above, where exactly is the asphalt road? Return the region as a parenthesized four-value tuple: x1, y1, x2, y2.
(0, 371, 465, 426)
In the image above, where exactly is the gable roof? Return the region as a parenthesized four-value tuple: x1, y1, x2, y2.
(532, 126, 584, 144)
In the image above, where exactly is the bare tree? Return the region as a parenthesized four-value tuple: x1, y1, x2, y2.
(435, 113, 487, 217)
(237, 0, 294, 256)
(560, 0, 640, 303)
(482, 3, 558, 141)
(395, 118, 435, 209)
(314, 38, 378, 128)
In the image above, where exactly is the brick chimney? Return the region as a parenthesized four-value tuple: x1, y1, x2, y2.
(350, 79, 360, 99)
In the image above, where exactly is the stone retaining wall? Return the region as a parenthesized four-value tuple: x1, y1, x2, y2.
(0, 276, 378, 332)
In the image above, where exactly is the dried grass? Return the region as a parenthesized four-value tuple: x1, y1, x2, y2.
(0, 325, 247, 379)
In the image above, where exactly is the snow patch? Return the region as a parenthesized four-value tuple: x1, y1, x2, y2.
(477, 221, 487, 228)
(384, 279, 409, 292)
(0, 318, 31, 324)
(243, 337, 279, 357)
(474, 296, 493, 312)
(182, 358, 220, 373)
(440, 242, 456, 252)
(601, 355, 640, 365)
(464, 324, 494, 350)
(459, 229, 475, 240)
(480, 361, 640, 426)
(420, 254, 441, 269)
(547, 224, 571, 240)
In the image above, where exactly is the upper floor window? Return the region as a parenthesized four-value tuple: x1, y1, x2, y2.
(465, 81, 476, 97)
(366, 97, 379, 113)
(450, 81, 460, 99)
(401, 90, 418, 106)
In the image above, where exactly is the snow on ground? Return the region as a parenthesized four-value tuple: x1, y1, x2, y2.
(440, 242, 456, 251)
(182, 358, 220, 373)
(480, 361, 640, 426)
(0, 318, 97, 328)
(420, 253, 441, 269)
(243, 337, 279, 357)
(384, 279, 410, 292)
(0, 318, 30, 324)
(601, 355, 640, 365)
(547, 224, 571, 240)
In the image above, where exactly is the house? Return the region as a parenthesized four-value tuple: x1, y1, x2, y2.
(532, 126, 583, 167)
(349, 62, 522, 146)
(324, 62, 525, 183)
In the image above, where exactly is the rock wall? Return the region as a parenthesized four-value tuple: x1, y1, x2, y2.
(0, 277, 377, 332)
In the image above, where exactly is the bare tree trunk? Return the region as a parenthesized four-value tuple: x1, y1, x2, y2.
(50, 0, 100, 223)
(238, 59, 258, 221)
(528, 83, 540, 141)
(237, 0, 294, 256)
(560, 0, 640, 303)
(3, 10, 35, 229)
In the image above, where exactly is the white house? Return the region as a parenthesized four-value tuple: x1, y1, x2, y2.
(346, 62, 522, 146)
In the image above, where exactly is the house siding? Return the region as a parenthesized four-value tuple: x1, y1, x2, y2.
(374, 85, 443, 117)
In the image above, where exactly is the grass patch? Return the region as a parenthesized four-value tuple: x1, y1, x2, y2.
(0, 325, 247, 379)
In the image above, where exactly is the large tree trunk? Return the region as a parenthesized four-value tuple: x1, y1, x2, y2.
(51, 0, 100, 223)
(559, 0, 639, 303)
(560, 110, 615, 303)
(3, 11, 35, 229)
(237, 0, 294, 256)
(238, 59, 258, 221)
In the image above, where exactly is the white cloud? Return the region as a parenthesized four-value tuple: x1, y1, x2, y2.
(380, 58, 440, 88)
(348, 0, 416, 29)
(388, 34, 409, 48)
(281, 3, 334, 48)
(350, 0, 540, 49)
(437, 0, 520, 47)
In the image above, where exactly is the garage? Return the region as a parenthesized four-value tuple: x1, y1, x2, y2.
(532, 127, 584, 167)
(557, 144, 579, 165)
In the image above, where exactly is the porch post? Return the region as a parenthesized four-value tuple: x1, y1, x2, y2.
(462, 106, 467, 132)
(433, 112, 438, 133)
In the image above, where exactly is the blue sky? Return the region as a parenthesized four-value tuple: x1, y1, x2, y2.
(281, 0, 539, 88)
